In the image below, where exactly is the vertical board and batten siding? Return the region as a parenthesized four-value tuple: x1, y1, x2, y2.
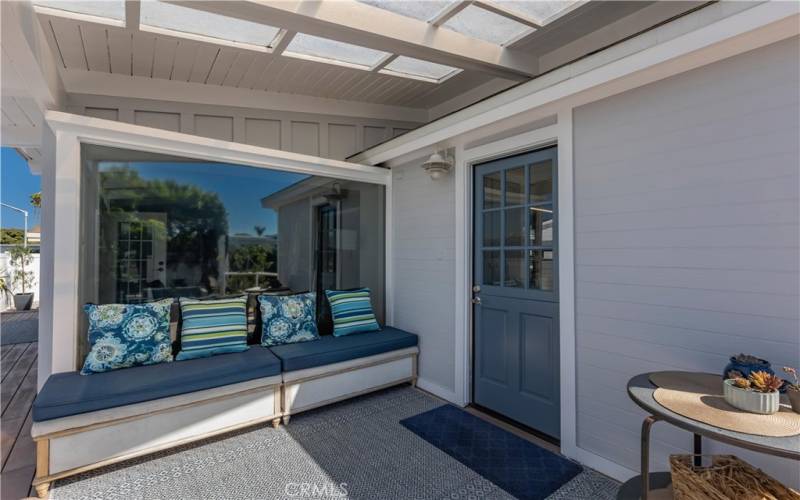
(70, 96, 421, 161)
(573, 38, 800, 484)
(392, 156, 457, 395)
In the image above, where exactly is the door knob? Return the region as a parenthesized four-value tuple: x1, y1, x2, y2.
(472, 285, 481, 293)
(472, 297, 482, 305)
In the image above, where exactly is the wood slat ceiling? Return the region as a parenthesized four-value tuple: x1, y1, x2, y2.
(39, 12, 498, 109)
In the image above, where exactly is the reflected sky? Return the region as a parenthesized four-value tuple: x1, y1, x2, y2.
(99, 161, 309, 236)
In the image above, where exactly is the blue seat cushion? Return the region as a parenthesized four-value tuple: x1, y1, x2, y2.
(33, 346, 281, 422)
(268, 326, 418, 372)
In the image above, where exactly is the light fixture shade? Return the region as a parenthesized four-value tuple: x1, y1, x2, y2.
(421, 152, 453, 180)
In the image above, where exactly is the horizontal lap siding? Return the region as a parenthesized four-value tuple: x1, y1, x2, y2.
(573, 38, 800, 484)
(392, 157, 456, 393)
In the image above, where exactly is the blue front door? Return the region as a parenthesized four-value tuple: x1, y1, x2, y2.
(472, 146, 560, 438)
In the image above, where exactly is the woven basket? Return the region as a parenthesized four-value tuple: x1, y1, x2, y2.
(669, 454, 800, 500)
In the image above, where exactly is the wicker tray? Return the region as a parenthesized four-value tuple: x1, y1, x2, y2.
(670, 454, 800, 500)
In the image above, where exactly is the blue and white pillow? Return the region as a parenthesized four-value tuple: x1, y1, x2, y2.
(258, 293, 319, 347)
(81, 299, 173, 375)
(177, 296, 249, 360)
(325, 288, 381, 337)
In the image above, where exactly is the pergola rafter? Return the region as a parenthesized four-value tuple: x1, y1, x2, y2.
(164, 0, 538, 81)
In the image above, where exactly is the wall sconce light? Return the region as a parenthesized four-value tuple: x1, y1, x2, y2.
(421, 151, 453, 180)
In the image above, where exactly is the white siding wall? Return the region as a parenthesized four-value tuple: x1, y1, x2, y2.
(573, 38, 800, 484)
(391, 155, 457, 396)
(67, 95, 420, 161)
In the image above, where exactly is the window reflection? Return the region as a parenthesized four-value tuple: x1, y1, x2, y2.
(82, 145, 385, 326)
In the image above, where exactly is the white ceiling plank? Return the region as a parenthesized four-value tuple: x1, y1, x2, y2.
(325, 72, 362, 99)
(164, 0, 537, 80)
(222, 51, 256, 87)
(1, 97, 35, 127)
(152, 36, 178, 79)
(256, 57, 289, 92)
(205, 47, 238, 85)
(273, 61, 308, 94)
(107, 29, 132, 75)
(79, 24, 110, 72)
(380, 78, 417, 105)
(237, 53, 271, 89)
(170, 40, 198, 81)
(189, 45, 220, 83)
(61, 69, 428, 122)
(49, 17, 88, 70)
(132, 32, 156, 77)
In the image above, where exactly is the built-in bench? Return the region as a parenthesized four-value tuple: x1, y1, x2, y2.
(30, 329, 418, 498)
(270, 327, 419, 422)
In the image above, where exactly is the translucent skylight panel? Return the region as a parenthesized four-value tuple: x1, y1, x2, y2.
(34, 1, 125, 21)
(285, 34, 390, 69)
(382, 56, 459, 81)
(442, 4, 530, 45)
(357, 0, 456, 22)
(140, 1, 281, 48)
(495, 1, 581, 24)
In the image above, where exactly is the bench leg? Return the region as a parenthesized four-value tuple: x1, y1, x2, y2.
(35, 482, 50, 499)
(282, 415, 291, 425)
(271, 417, 281, 428)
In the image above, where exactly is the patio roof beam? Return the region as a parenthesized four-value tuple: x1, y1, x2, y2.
(124, 0, 140, 31)
(430, 1, 470, 27)
(472, 1, 542, 29)
(271, 30, 296, 55)
(163, 0, 538, 81)
(370, 54, 398, 73)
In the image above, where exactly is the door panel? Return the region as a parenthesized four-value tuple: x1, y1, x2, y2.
(473, 146, 560, 439)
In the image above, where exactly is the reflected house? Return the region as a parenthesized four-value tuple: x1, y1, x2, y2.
(261, 177, 386, 332)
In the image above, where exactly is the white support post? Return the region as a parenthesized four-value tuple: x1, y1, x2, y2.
(50, 131, 81, 373)
(556, 108, 577, 460)
(453, 142, 470, 407)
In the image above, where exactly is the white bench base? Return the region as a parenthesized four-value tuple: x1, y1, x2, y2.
(281, 347, 419, 422)
(31, 376, 282, 498)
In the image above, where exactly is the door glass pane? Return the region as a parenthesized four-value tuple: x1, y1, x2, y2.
(529, 249, 554, 290)
(529, 160, 553, 204)
(505, 167, 525, 206)
(504, 207, 525, 247)
(483, 172, 501, 209)
(529, 205, 553, 245)
(483, 250, 500, 286)
(483, 211, 501, 247)
(504, 250, 525, 288)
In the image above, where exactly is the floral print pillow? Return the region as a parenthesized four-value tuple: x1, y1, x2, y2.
(81, 299, 174, 375)
(258, 293, 320, 347)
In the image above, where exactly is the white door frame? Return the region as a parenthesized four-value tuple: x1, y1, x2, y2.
(40, 111, 392, 382)
(453, 119, 578, 458)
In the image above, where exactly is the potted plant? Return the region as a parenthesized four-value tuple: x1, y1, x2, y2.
(723, 370, 783, 414)
(723, 353, 773, 380)
(0, 273, 12, 309)
(8, 244, 35, 311)
(782, 367, 800, 413)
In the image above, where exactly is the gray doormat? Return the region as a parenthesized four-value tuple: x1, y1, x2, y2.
(52, 386, 619, 499)
(1, 311, 38, 345)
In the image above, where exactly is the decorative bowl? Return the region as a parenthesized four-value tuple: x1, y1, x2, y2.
(723, 379, 779, 415)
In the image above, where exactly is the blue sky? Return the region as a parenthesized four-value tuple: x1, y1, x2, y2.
(114, 161, 307, 236)
(1, 147, 41, 229)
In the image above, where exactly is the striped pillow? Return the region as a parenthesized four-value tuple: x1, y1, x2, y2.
(176, 296, 249, 360)
(325, 288, 381, 337)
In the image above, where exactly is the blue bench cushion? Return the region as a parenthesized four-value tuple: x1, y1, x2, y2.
(268, 326, 418, 372)
(33, 346, 281, 422)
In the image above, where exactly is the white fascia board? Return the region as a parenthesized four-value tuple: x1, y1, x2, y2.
(44, 111, 391, 185)
(351, 1, 800, 165)
(59, 70, 429, 124)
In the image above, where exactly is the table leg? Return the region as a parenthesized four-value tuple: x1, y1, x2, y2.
(641, 415, 659, 500)
(693, 434, 702, 467)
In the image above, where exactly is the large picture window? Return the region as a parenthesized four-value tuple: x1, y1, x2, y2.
(80, 144, 385, 325)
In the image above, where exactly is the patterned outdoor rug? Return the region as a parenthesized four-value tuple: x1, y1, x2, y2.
(51, 386, 619, 499)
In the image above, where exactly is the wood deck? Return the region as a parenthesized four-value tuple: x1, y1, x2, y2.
(1, 340, 37, 500)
